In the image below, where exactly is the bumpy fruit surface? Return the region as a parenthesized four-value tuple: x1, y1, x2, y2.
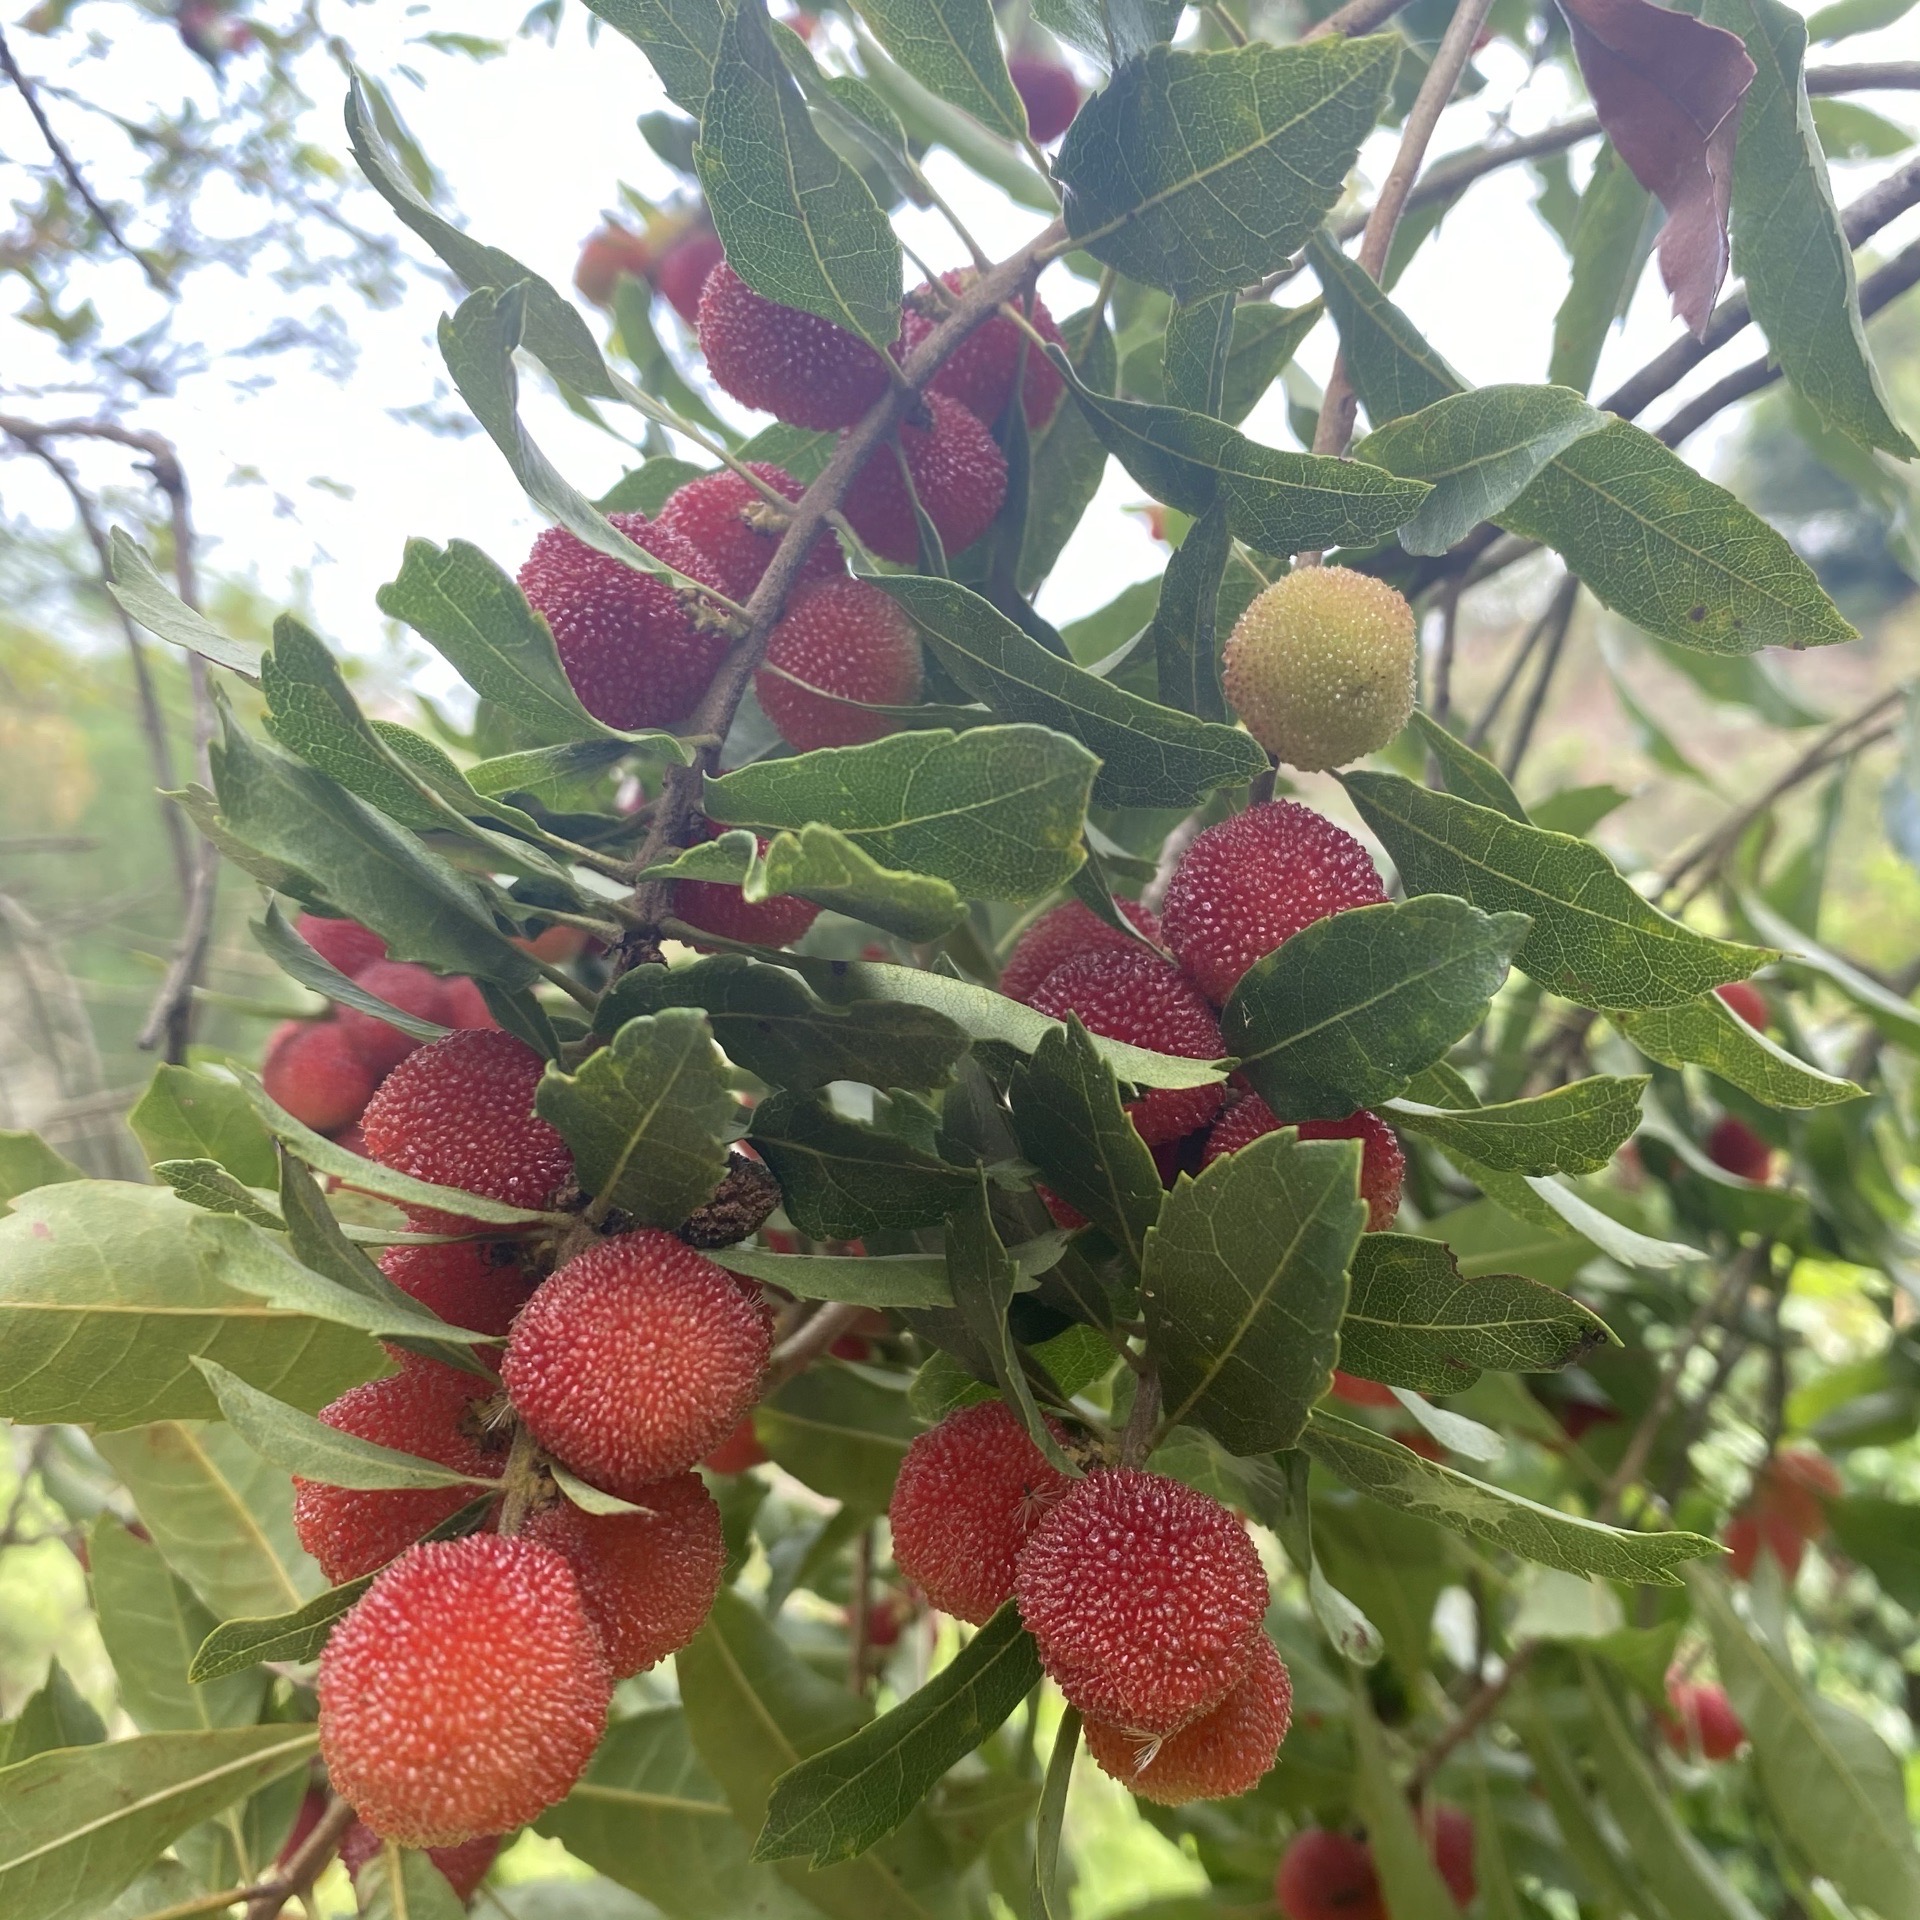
(292, 1356, 502, 1585)
(1162, 800, 1387, 1005)
(502, 1229, 771, 1493)
(1275, 1828, 1382, 1920)
(574, 223, 652, 306)
(655, 463, 842, 602)
(897, 270, 1065, 428)
(262, 1020, 380, 1136)
(1661, 1679, 1746, 1759)
(318, 1536, 611, 1846)
(340, 1821, 502, 1903)
(1027, 949, 1225, 1147)
(1707, 1115, 1772, 1182)
(1008, 54, 1082, 143)
(697, 261, 890, 430)
(756, 577, 924, 750)
(360, 1030, 573, 1216)
(703, 1414, 768, 1474)
(1014, 1468, 1268, 1735)
(890, 1400, 1072, 1625)
(998, 898, 1163, 1005)
(654, 226, 725, 324)
(1222, 568, 1416, 772)
(297, 911, 386, 977)
(1085, 1634, 1291, 1804)
(1202, 1096, 1406, 1232)
(522, 1471, 724, 1676)
(1716, 979, 1769, 1030)
(671, 825, 821, 950)
(380, 1234, 534, 1340)
(517, 513, 730, 732)
(338, 960, 493, 1077)
(839, 391, 1008, 563)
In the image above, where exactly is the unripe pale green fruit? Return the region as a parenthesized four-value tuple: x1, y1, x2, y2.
(1222, 566, 1416, 771)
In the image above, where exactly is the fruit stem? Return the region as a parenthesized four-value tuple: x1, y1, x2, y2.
(495, 1422, 547, 1536)
(1121, 1365, 1162, 1468)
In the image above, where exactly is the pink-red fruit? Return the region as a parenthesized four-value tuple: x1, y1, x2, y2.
(262, 1020, 379, 1136)
(889, 1400, 1072, 1625)
(654, 227, 725, 324)
(1085, 1634, 1291, 1804)
(340, 1822, 501, 1903)
(502, 1229, 772, 1494)
(1203, 1096, 1406, 1232)
(1707, 1115, 1772, 1182)
(655, 463, 842, 602)
(756, 577, 924, 750)
(1661, 1679, 1746, 1759)
(897, 269, 1065, 428)
(839, 391, 1008, 563)
(574, 223, 652, 307)
(697, 261, 890, 430)
(337, 959, 493, 1076)
(1275, 1828, 1381, 1920)
(1008, 54, 1082, 143)
(380, 1234, 534, 1340)
(1162, 800, 1388, 1005)
(1014, 1468, 1268, 1736)
(297, 911, 386, 977)
(1716, 979, 1768, 1030)
(318, 1535, 611, 1846)
(999, 898, 1163, 1005)
(671, 826, 822, 950)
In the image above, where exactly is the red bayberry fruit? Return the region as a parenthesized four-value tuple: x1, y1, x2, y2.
(1028, 949, 1225, 1147)
(1661, 1679, 1746, 1760)
(1275, 1828, 1383, 1920)
(360, 1030, 572, 1217)
(1014, 1468, 1268, 1736)
(897, 269, 1066, 429)
(340, 1821, 502, 1903)
(702, 1414, 768, 1474)
(1716, 980, 1768, 1030)
(263, 1020, 381, 1136)
(338, 960, 490, 1077)
(1330, 1370, 1398, 1408)
(1085, 1633, 1291, 1805)
(574, 224, 653, 307)
(1202, 1096, 1406, 1231)
(1009, 54, 1083, 143)
(1767, 1447, 1842, 1531)
(655, 463, 842, 602)
(380, 1234, 535, 1340)
(654, 226, 725, 324)
(297, 911, 386, 977)
(839, 390, 1008, 563)
(1420, 1804, 1476, 1907)
(671, 826, 821, 950)
(1162, 801, 1387, 1005)
(517, 513, 731, 732)
(697, 261, 892, 431)
(1706, 1115, 1772, 1182)
(502, 1229, 772, 1493)
(318, 1535, 611, 1846)
(889, 1400, 1073, 1625)
(521, 1471, 724, 1677)
(755, 577, 924, 750)
(1722, 1507, 1803, 1580)
(292, 1356, 501, 1585)
(998, 898, 1164, 1005)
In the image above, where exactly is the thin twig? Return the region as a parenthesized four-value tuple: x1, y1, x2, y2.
(848, 1524, 875, 1692)
(1406, 1645, 1536, 1798)
(1466, 574, 1573, 749)
(1501, 577, 1579, 779)
(766, 1301, 871, 1389)
(1431, 582, 1463, 726)
(244, 1793, 356, 1920)
(1306, 0, 1418, 39)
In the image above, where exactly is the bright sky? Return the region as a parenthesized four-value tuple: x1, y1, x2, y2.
(4, 0, 1917, 692)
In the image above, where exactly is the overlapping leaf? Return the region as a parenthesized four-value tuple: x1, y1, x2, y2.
(1385, 1076, 1647, 1176)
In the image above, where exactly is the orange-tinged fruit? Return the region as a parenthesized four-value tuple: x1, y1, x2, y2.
(380, 1233, 534, 1339)
(574, 223, 652, 306)
(703, 1415, 768, 1474)
(756, 577, 923, 750)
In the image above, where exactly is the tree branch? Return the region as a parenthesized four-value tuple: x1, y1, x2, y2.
(1305, 0, 1418, 39)
(766, 1300, 872, 1388)
(243, 1792, 356, 1920)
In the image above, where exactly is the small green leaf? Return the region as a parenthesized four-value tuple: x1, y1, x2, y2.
(1125, 300, 1322, 427)
(1145, 1130, 1367, 1455)
(1224, 897, 1529, 1123)
(152, 1161, 283, 1229)
(1020, 302, 1119, 594)
(1031, 1706, 1079, 1920)
(1385, 1076, 1647, 1176)
(356, 1840, 470, 1920)
(843, 0, 1024, 142)
(577, 0, 722, 113)
(1407, 709, 1527, 821)
(0, 1662, 104, 1765)
(1350, 1683, 1460, 1920)
(1548, 144, 1657, 395)
(189, 1581, 369, 1680)
(129, 1065, 277, 1188)
(750, 1091, 977, 1239)
(1149, 499, 1231, 721)
(0, 1132, 82, 1211)
(106, 530, 262, 677)
(1616, 992, 1863, 1107)
(254, 901, 446, 1039)
(1738, 888, 1920, 1053)
(1306, 229, 1465, 424)
(711, 1246, 953, 1307)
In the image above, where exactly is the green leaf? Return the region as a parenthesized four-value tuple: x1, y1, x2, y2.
(1696, 1572, 1920, 1917)
(0, 1185, 380, 1431)
(707, 726, 1099, 904)
(1057, 39, 1399, 300)
(1811, 102, 1914, 164)
(1349, 1685, 1459, 1920)
(1009, 1017, 1164, 1271)
(1352, 385, 1608, 557)
(1054, 356, 1433, 555)
(878, 575, 1266, 808)
(694, 0, 901, 350)
(129, 1066, 277, 1188)
(534, 1008, 733, 1228)
(758, 1365, 918, 1514)
(1705, 0, 1914, 457)
(1145, 1129, 1367, 1456)
(1306, 229, 1464, 425)
(189, 1581, 369, 1681)
(578, 0, 722, 114)
(1737, 887, 1920, 1053)
(253, 902, 443, 1040)
(1020, 302, 1119, 594)
(749, 1091, 978, 1239)
(356, 1840, 469, 1920)
(1160, 292, 1233, 418)
(1808, 0, 1916, 35)
(844, 0, 1024, 142)
(1341, 771, 1773, 1009)
(1338, 1233, 1613, 1393)
(1127, 301, 1322, 428)
(1616, 992, 1863, 1108)
(1223, 897, 1529, 1123)
(1512, 1687, 1648, 1914)
(711, 1246, 953, 1307)
(0, 1663, 104, 1766)
(1407, 708, 1527, 821)
(1385, 1076, 1647, 1176)
(1149, 499, 1231, 721)
(105, 530, 262, 678)
(757, 1603, 1040, 1866)
(1548, 144, 1657, 395)
(1031, 1707, 1078, 1920)
(0, 1132, 82, 1211)
(0, 1726, 318, 1920)
(1302, 1410, 1719, 1583)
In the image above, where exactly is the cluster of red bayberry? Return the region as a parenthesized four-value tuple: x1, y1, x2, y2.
(1720, 1445, 1841, 1580)
(292, 1026, 769, 1866)
(1276, 1805, 1476, 1919)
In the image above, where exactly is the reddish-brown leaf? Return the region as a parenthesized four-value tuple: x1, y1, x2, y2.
(1558, 0, 1756, 336)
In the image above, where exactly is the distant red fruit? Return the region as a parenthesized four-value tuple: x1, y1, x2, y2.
(518, 513, 731, 732)
(897, 269, 1066, 429)
(756, 577, 924, 750)
(1716, 980, 1769, 1031)
(340, 1821, 502, 1903)
(998, 898, 1164, 1005)
(337, 960, 493, 1077)
(1014, 1468, 1268, 1736)
(1275, 1827, 1382, 1920)
(521, 1472, 725, 1677)
(1161, 801, 1387, 1005)
(1330, 1370, 1398, 1408)
(318, 1536, 611, 1846)
(654, 463, 842, 602)
(574, 224, 653, 307)
(890, 1400, 1073, 1625)
(296, 911, 386, 977)
(380, 1234, 534, 1339)
(839, 390, 1008, 563)
(697, 261, 891, 430)
(1724, 1447, 1839, 1579)
(702, 1414, 768, 1474)
(1085, 1634, 1291, 1804)
(670, 823, 822, 951)
(262, 1020, 380, 1136)
(1008, 53, 1083, 142)
(1202, 1096, 1406, 1231)
(1420, 1803, 1477, 1907)
(1028, 949, 1225, 1147)
(502, 1229, 772, 1494)
(1706, 1115, 1773, 1182)
(653, 226, 725, 324)
(292, 1356, 501, 1585)
(1661, 1679, 1746, 1760)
